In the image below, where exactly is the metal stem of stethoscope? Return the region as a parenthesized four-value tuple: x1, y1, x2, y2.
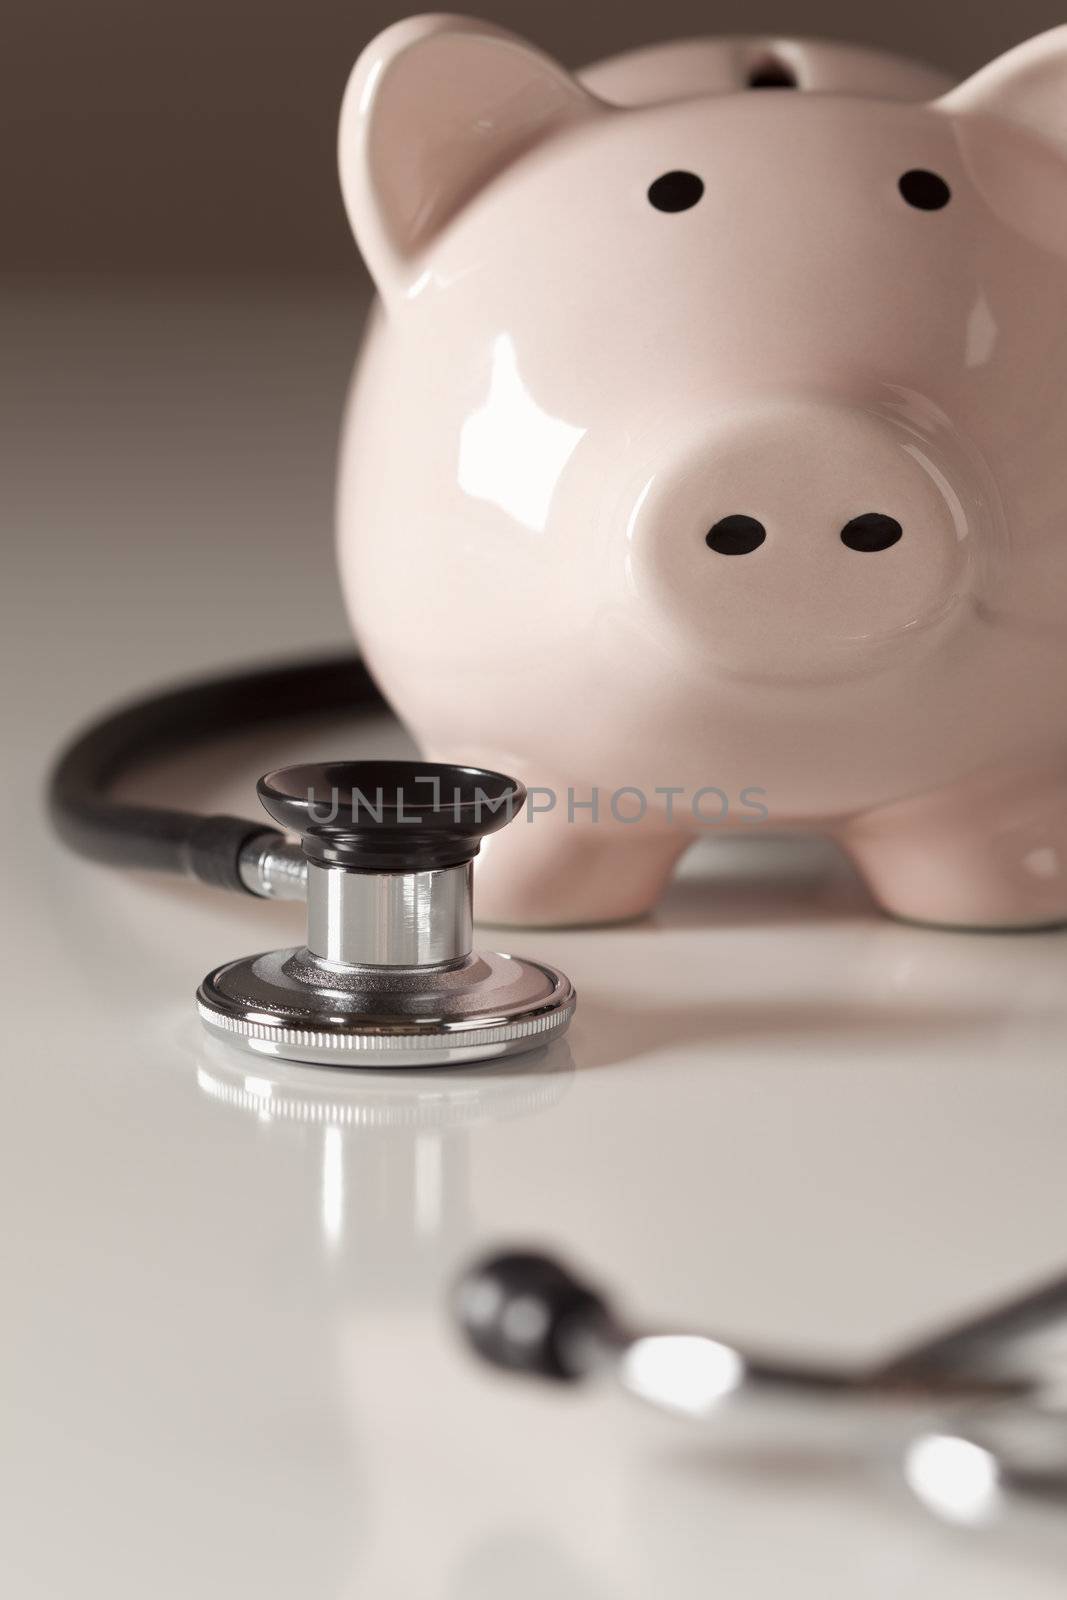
(453, 1251, 1067, 1531)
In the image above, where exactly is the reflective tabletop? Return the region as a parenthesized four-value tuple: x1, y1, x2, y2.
(4, 284, 1067, 1598)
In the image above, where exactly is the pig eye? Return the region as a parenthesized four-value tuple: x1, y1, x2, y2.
(648, 171, 704, 213)
(899, 170, 951, 210)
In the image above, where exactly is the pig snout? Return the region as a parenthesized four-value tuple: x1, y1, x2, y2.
(626, 398, 985, 683)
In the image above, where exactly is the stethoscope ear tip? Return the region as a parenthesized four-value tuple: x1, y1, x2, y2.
(452, 1250, 610, 1382)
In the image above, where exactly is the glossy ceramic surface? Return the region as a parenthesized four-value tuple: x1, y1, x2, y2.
(337, 22, 1067, 929)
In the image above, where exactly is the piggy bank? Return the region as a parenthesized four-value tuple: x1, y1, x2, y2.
(337, 19, 1067, 929)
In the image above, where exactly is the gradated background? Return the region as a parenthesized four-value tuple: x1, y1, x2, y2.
(6, 0, 1067, 283)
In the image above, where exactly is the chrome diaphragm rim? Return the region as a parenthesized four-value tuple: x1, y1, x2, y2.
(197, 945, 576, 1068)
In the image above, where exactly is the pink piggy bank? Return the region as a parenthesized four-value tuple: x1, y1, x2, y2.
(337, 18, 1067, 930)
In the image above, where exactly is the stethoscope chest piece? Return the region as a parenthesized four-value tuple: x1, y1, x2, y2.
(196, 761, 575, 1067)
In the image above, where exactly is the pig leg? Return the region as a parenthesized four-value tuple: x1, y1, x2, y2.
(840, 766, 1067, 929)
(475, 817, 690, 926)
(431, 758, 690, 926)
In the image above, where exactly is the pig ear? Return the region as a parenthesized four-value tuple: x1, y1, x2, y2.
(339, 14, 607, 298)
(936, 26, 1067, 154)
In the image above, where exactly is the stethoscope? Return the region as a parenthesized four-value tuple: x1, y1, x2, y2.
(453, 1249, 1067, 1538)
(49, 652, 575, 1068)
(48, 653, 1067, 1538)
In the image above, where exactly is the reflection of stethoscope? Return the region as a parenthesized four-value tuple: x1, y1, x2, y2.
(49, 654, 575, 1067)
(194, 1041, 571, 1281)
(50, 654, 1067, 1540)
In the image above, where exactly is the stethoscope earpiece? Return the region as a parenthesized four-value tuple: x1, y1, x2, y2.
(453, 1247, 1067, 1535)
(197, 760, 576, 1067)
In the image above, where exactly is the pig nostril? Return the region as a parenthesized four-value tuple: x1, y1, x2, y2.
(706, 515, 766, 555)
(841, 513, 903, 552)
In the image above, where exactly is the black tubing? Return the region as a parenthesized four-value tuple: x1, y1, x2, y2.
(47, 654, 386, 893)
